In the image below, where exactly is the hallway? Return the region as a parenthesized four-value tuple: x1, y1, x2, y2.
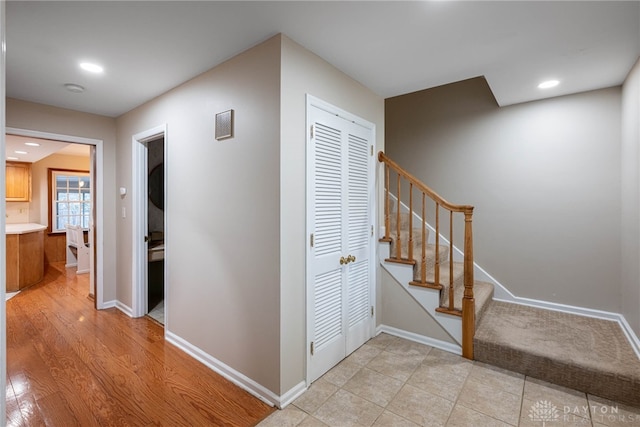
(5, 262, 273, 426)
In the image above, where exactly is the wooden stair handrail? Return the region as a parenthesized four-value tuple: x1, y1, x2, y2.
(378, 152, 474, 215)
(378, 151, 475, 360)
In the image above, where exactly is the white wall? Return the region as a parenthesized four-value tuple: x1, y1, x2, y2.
(280, 35, 384, 394)
(115, 36, 282, 393)
(621, 57, 640, 335)
(5, 201, 29, 223)
(386, 78, 622, 313)
(5, 98, 117, 303)
(30, 152, 90, 226)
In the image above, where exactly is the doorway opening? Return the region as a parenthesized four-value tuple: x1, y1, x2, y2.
(4, 127, 105, 307)
(132, 125, 167, 324)
(146, 137, 165, 324)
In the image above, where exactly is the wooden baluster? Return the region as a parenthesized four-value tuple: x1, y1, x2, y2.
(462, 209, 475, 360)
(384, 164, 390, 241)
(408, 183, 413, 261)
(421, 193, 426, 284)
(435, 203, 440, 287)
(449, 210, 454, 311)
(378, 152, 476, 358)
(396, 174, 402, 259)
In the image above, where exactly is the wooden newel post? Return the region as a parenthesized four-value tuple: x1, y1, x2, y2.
(462, 209, 475, 360)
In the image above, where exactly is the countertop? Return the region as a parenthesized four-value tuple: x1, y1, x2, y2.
(6, 223, 47, 235)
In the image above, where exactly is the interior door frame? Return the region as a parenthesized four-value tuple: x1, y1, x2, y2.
(5, 127, 105, 307)
(132, 124, 167, 320)
(305, 95, 377, 384)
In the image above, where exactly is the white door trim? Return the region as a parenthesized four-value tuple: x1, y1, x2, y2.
(131, 124, 167, 319)
(305, 95, 376, 384)
(5, 127, 106, 307)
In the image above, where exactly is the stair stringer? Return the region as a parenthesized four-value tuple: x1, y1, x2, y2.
(379, 239, 463, 347)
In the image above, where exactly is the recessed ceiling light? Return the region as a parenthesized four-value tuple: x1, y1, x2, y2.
(25, 142, 40, 147)
(14, 150, 28, 155)
(80, 62, 104, 73)
(64, 83, 85, 93)
(538, 80, 560, 89)
(7, 156, 19, 161)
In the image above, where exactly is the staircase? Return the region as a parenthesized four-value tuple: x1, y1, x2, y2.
(378, 152, 494, 357)
(378, 152, 640, 408)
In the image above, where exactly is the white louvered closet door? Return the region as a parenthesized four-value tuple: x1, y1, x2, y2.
(307, 102, 374, 383)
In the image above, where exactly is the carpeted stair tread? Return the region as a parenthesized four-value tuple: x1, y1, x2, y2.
(438, 279, 494, 320)
(389, 212, 413, 231)
(388, 228, 429, 259)
(472, 281, 494, 321)
(382, 217, 493, 325)
(474, 301, 640, 407)
(425, 261, 464, 295)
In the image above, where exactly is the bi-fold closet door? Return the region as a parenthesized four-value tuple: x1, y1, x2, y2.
(307, 99, 375, 383)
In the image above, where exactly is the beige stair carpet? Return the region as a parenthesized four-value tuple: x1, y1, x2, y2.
(474, 300, 640, 408)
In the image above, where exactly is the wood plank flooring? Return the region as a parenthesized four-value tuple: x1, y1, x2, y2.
(6, 262, 274, 426)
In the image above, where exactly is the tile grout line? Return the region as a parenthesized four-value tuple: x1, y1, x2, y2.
(517, 374, 526, 427)
(371, 342, 433, 427)
(362, 337, 412, 426)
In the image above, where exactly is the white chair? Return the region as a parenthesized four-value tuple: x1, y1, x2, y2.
(66, 225, 90, 274)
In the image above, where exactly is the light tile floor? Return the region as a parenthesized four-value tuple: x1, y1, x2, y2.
(147, 299, 164, 324)
(258, 333, 640, 427)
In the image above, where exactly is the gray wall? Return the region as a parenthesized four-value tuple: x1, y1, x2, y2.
(621, 58, 640, 335)
(116, 36, 282, 392)
(386, 78, 622, 313)
(381, 269, 455, 344)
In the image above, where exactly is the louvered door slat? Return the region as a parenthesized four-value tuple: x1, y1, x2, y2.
(348, 260, 369, 328)
(314, 122, 343, 257)
(348, 133, 370, 252)
(314, 270, 343, 349)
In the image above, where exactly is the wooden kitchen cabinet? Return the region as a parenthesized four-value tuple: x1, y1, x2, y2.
(6, 161, 32, 201)
(6, 229, 44, 291)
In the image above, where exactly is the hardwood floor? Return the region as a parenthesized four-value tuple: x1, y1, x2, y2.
(5, 262, 274, 426)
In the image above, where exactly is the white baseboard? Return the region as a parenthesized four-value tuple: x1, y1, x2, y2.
(101, 301, 304, 408)
(97, 299, 116, 310)
(114, 300, 133, 317)
(278, 381, 307, 409)
(376, 324, 462, 356)
(165, 330, 293, 408)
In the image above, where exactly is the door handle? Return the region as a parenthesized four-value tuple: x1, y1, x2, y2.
(340, 255, 356, 265)
(144, 235, 150, 242)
